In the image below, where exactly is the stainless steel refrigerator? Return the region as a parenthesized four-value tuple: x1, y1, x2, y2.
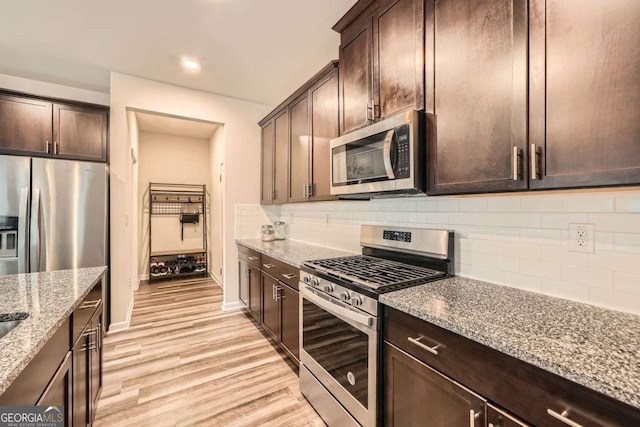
(0, 155, 108, 276)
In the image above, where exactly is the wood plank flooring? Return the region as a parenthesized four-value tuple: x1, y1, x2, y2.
(94, 277, 324, 427)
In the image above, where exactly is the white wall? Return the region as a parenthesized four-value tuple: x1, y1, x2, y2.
(0, 72, 109, 105)
(137, 131, 212, 279)
(110, 72, 271, 328)
(209, 126, 225, 285)
(236, 189, 640, 316)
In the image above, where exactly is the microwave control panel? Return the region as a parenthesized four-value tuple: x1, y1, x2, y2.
(395, 124, 411, 179)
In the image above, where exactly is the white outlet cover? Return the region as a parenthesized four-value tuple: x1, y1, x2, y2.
(568, 223, 595, 253)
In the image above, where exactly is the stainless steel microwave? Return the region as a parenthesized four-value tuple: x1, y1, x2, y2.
(330, 110, 425, 197)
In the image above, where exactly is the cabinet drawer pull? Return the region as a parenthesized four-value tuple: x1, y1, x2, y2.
(248, 256, 259, 261)
(547, 409, 583, 427)
(45, 140, 50, 153)
(282, 273, 296, 280)
(275, 286, 281, 301)
(408, 335, 440, 355)
(53, 140, 59, 155)
(469, 409, 480, 427)
(80, 299, 101, 310)
(262, 263, 275, 269)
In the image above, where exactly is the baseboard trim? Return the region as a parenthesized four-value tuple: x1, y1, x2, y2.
(221, 300, 245, 312)
(108, 296, 134, 333)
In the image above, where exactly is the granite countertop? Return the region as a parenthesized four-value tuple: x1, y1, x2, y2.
(380, 276, 640, 410)
(0, 267, 107, 395)
(236, 238, 356, 267)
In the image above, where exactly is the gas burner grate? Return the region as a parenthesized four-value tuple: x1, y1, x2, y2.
(304, 255, 445, 290)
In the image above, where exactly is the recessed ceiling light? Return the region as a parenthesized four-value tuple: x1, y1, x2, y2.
(181, 58, 201, 71)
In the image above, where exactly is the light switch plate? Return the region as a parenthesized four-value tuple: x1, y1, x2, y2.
(568, 223, 595, 253)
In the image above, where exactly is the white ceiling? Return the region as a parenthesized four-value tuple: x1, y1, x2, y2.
(135, 111, 220, 139)
(0, 0, 356, 106)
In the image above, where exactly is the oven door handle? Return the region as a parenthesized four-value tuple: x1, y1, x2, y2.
(383, 129, 396, 180)
(302, 286, 376, 329)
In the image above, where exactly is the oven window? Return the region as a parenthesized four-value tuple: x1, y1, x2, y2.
(302, 298, 369, 408)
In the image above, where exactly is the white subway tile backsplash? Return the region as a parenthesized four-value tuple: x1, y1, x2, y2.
(562, 193, 614, 212)
(614, 272, 640, 295)
(237, 188, 640, 314)
(615, 191, 640, 212)
(487, 197, 521, 212)
(561, 265, 614, 289)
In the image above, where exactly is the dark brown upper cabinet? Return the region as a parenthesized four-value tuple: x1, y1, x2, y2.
(334, 0, 425, 135)
(260, 109, 289, 204)
(54, 103, 108, 162)
(529, 0, 640, 190)
(0, 92, 108, 162)
(0, 94, 53, 156)
(427, 0, 528, 195)
(259, 61, 339, 204)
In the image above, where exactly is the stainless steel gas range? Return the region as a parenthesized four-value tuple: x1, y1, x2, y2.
(299, 225, 454, 427)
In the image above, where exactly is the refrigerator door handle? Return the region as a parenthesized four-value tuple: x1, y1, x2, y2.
(18, 187, 29, 273)
(30, 188, 41, 273)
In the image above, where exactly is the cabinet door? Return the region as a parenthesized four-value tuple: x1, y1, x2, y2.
(0, 94, 52, 156)
(53, 103, 107, 162)
(428, 0, 528, 195)
(239, 259, 249, 307)
(89, 306, 103, 423)
(73, 333, 90, 427)
(310, 69, 339, 200)
(37, 352, 72, 427)
(529, 0, 640, 189)
(373, 0, 425, 120)
(288, 94, 311, 202)
(279, 284, 299, 362)
(339, 10, 374, 134)
(260, 121, 274, 204)
(488, 404, 530, 427)
(261, 273, 280, 340)
(273, 110, 289, 204)
(384, 342, 485, 427)
(248, 265, 261, 323)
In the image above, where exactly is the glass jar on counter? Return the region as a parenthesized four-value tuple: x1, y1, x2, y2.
(273, 221, 286, 240)
(261, 225, 275, 242)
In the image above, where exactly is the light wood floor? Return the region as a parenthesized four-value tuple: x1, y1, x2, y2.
(94, 277, 324, 427)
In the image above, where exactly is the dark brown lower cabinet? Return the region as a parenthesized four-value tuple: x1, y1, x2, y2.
(37, 351, 72, 427)
(72, 332, 89, 427)
(384, 342, 485, 427)
(248, 265, 261, 322)
(279, 283, 300, 361)
(261, 272, 280, 340)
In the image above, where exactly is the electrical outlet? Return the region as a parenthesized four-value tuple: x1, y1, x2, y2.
(568, 223, 595, 253)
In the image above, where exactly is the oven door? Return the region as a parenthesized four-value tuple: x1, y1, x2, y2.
(300, 284, 378, 427)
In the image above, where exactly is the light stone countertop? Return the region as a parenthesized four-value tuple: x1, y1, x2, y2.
(236, 238, 356, 268)
(0, 267, 107, 395)
(380, 276, 640, 410)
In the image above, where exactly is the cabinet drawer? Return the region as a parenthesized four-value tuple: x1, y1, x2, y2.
(72, 279, 103, 345)
(237, 244, 261, 268)
(384, 307, 640, 427)
(261, 255, 299, 290)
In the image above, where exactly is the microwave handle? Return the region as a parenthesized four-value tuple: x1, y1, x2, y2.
(383, 129, 396, 179)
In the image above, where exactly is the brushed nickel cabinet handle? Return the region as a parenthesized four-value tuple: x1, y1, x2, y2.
(530, 143, 539, 180)
(275, 286, 281, 300)
(512, 146, 521, 180)
(262, 263, 275, 269)
(45, 140, 50, 153)
(248, 256, 258, 261)
(547, 409, 584, 427)
(53, 140, 58, 155)
(469, 409, 481, 427)
(272, 283, 275, 300)
(282, 273, 296, 280)
(408, 335, 440, 355)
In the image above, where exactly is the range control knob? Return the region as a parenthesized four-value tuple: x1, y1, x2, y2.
(323, 284, 334, 293)
(303, 276, 311, 284)
(310, 277, 320, 287)
(352, 296, 363, 307)
(340, 292, 351, 302)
